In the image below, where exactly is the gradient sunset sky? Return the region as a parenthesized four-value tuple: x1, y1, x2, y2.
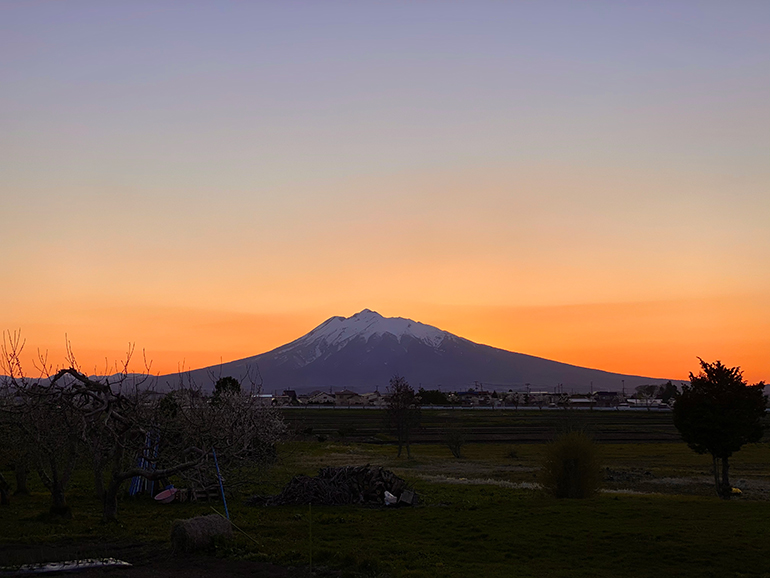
(2, 1, 768, 383)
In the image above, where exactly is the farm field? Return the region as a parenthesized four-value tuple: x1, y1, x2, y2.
(280, 407, 684, 444)
(2, 410, 770, 577)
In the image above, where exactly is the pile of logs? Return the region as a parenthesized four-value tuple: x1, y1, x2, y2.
(251, 465, 414, 506)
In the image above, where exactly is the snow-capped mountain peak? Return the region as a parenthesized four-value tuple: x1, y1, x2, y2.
(296, 309, 449, 351)
(159, 308, 674, 394)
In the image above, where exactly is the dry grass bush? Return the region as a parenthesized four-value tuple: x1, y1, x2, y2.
(170, 514, 232, 555)
(444, 425, 466, 458)
(541, 430, 602, 499)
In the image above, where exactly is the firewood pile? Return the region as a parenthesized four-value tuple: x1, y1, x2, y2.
(249, 465, 415, 506)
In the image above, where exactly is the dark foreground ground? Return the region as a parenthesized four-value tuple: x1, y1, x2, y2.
(3, 411, 770, 577)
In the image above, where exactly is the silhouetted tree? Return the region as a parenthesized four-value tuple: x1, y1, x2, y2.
(418, 388, 448, 406)
(659, 381, 678, 405)
(635, 384, 659, 410)
(673, 359, 767, 498)
(0, 331, 86, 517)
(213, 376, 241, 399)
(0, 391, 30, 496)
(386, 376, 420, 458)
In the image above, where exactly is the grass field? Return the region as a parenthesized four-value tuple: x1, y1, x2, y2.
(2, 410, 770, 577)
(280, 407, 684, 444)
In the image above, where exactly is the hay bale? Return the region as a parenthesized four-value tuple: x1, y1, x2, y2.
(170, 514, 232, 555)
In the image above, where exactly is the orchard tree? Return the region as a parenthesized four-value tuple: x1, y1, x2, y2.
(0, 332, 87, 517)
(673, 359, 767, 498)
(0, 391, 30, 497)
(1, 331, 285, 521)
(58, 368, 284, 522)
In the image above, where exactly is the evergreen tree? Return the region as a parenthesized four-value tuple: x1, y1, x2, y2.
(673, 359, 766, 498)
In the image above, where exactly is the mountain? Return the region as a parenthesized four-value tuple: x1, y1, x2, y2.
(157, 309, 673, 394)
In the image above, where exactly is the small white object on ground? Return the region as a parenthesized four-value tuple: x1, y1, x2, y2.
(0, 558, 131, 576)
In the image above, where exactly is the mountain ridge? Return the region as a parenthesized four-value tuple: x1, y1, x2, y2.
(157, 309, 674, 393)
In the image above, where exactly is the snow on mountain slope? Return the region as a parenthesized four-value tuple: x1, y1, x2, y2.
(283, 309, 452, 365)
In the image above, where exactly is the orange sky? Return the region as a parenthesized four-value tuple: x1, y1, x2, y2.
(3, 164, 768, 384)
(5, 294, 769, 384)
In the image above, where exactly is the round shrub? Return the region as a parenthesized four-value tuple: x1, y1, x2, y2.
(541, 430, 602, 499)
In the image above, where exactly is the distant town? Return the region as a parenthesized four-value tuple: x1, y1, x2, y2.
(269, 382, 678, 409)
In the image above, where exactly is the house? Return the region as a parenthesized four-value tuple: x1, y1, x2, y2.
(272, 393, 297, 406)
(457, 390, 493, 406)
(594, 391, 621, 407)
(362, 391, 386, 407)
(334, 389, 365, 406)
(307, 391, 335, 405)
(568, 396, 595, 407)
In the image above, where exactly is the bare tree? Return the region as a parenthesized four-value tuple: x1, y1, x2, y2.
(1, 331, 286, 521)
(0, 388, 29, 498)
(0, 390, 13, 506)
(0, 331, 86, 516)
(53, 365, 284, 522)
(0, 400, 30, 496)
(635, 384, 659, 411)
(504, 391, 520, 410)
(386, 376, 420, 458)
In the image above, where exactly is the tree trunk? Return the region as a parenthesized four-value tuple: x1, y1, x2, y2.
(50, 483, 71, 518)
(0, 472, 10, 505)
(396, 422, 405, 457)
(712, 455, 720, 497)
(14, 459, 29, 495)
(720, 456, 731, 499)
(93, 454, 105, 500)
(103, 479, 121, 523)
